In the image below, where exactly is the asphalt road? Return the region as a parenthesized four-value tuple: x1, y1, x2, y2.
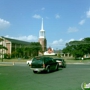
(0, 63, 90, 90)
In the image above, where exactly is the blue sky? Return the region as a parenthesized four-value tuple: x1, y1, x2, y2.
(0, 0, 90, 50)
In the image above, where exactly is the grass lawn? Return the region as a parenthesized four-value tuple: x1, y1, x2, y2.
(0, 66, 31, 90)
(0, 58, 28, 62)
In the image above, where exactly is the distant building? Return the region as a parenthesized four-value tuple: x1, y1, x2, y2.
(44, 47, 56, 55)
(38, 18, 47, 52)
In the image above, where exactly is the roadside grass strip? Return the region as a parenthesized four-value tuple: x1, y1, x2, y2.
(0, 63, 14, 66)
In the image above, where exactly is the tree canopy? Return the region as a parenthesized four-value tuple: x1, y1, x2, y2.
(62, 37, 90, 58)
(13, 42, 42, 58)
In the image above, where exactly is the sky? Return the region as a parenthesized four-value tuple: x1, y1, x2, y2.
(0, 0, 90, 50)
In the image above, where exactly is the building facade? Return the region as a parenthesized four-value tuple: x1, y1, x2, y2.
(0, 36, 30, 58)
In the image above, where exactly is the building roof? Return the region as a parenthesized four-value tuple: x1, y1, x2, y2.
(1, 36, 30, 45)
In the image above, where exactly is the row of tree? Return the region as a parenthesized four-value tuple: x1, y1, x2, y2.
(11, 42, 42, 58)
(5, 42, 42, 59)
(62, 37, 90, 59)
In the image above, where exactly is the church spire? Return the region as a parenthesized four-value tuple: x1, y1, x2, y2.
(41, 18, 44, 30)
(39, 18, 47, 52)
(39, 18, 45, 38)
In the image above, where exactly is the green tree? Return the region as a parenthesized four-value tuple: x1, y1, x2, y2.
(16, 48, 23, 58)
(62, 37, 90, 59)
(29, 42, 42, 56)
(15, 42, 42, 58)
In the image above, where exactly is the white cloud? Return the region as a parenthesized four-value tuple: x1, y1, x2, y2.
(52, 39, 63, 45)
(4, 35, 84, 50)
(47, 39, 66, 49)
(48, 38, 84, 49)
(0, 18, 10, 30)
(5, 35, 38, 42)
(55, 14, 60, 19)
(32, 14, 42, 19)
(79, 38, 83, 41)
(67, 27, 78, 33)
(68, 38, 83, 42)
(86, 8, 90, 18)
(79, 19, 85, 25)
(69, 39, 75, 42)
(41, 7, 45, 10)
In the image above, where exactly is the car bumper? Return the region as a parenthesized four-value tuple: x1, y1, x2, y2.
(30, 68, 46, 72)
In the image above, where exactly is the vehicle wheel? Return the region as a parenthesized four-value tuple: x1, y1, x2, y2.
(33, 71, 37, 74)
(46, 67, 50, 73)
(64, 65, 66, 68)
(55, 64, 59, 71)
(61, 65, 64, 68)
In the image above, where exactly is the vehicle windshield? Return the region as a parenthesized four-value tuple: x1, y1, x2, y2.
(32, 57, 43, 63)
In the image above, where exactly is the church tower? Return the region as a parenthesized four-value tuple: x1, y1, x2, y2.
(39, 18, 47, 52)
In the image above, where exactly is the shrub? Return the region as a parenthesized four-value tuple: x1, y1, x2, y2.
(4, 53, 11, 59)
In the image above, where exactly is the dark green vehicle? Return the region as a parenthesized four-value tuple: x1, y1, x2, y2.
(30, 56, 59, 73)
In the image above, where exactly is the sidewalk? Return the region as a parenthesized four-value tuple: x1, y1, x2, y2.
(0, 62, 26, 66)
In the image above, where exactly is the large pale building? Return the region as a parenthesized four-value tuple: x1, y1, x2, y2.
(0, 36, 30, 58)
(38, 18, 47, 52)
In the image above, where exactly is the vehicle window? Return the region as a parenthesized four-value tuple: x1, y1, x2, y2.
(52, 59, 56, 62)
(32, 57, 43, 63)
(48, 58, 54, 63)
